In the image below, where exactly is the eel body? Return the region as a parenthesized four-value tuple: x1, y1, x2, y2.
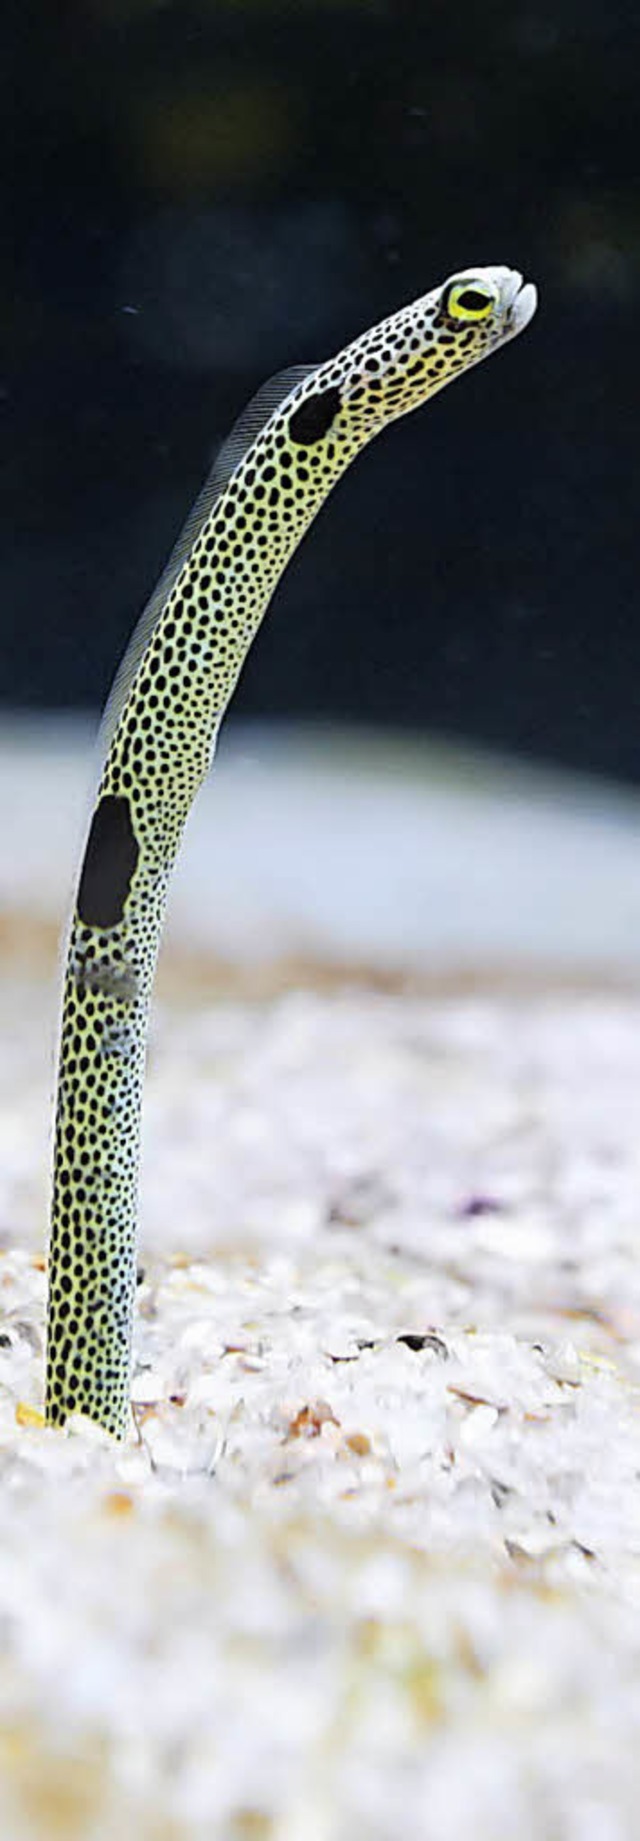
(45, 264, 537, 1435)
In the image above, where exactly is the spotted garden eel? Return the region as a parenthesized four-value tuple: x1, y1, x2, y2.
(45, 264, 537, 1436)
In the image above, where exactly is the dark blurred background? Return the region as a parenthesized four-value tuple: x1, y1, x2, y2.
(1, 0, 638, 779)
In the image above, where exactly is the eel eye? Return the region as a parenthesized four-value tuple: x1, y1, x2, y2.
(442, 280, 497, 322)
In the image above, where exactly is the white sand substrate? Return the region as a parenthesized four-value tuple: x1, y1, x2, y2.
(2, 969, 640, 1839)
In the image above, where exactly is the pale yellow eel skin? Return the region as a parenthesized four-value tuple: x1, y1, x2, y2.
(45, 265, 537, 1435)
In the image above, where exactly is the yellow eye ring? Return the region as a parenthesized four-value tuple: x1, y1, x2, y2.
(442, 279, 497, 322)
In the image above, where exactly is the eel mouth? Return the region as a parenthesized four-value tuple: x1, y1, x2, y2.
(504, 272, 538, 333)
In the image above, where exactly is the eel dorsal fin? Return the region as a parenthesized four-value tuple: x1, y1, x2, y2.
(97, 361, 317, 763)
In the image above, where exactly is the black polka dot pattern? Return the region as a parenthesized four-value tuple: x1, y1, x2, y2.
(45, 267, 531, 1436)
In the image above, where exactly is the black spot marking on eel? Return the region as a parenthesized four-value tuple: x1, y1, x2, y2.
(289, 387, 342, 445)
(77, 795, 139, 931)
